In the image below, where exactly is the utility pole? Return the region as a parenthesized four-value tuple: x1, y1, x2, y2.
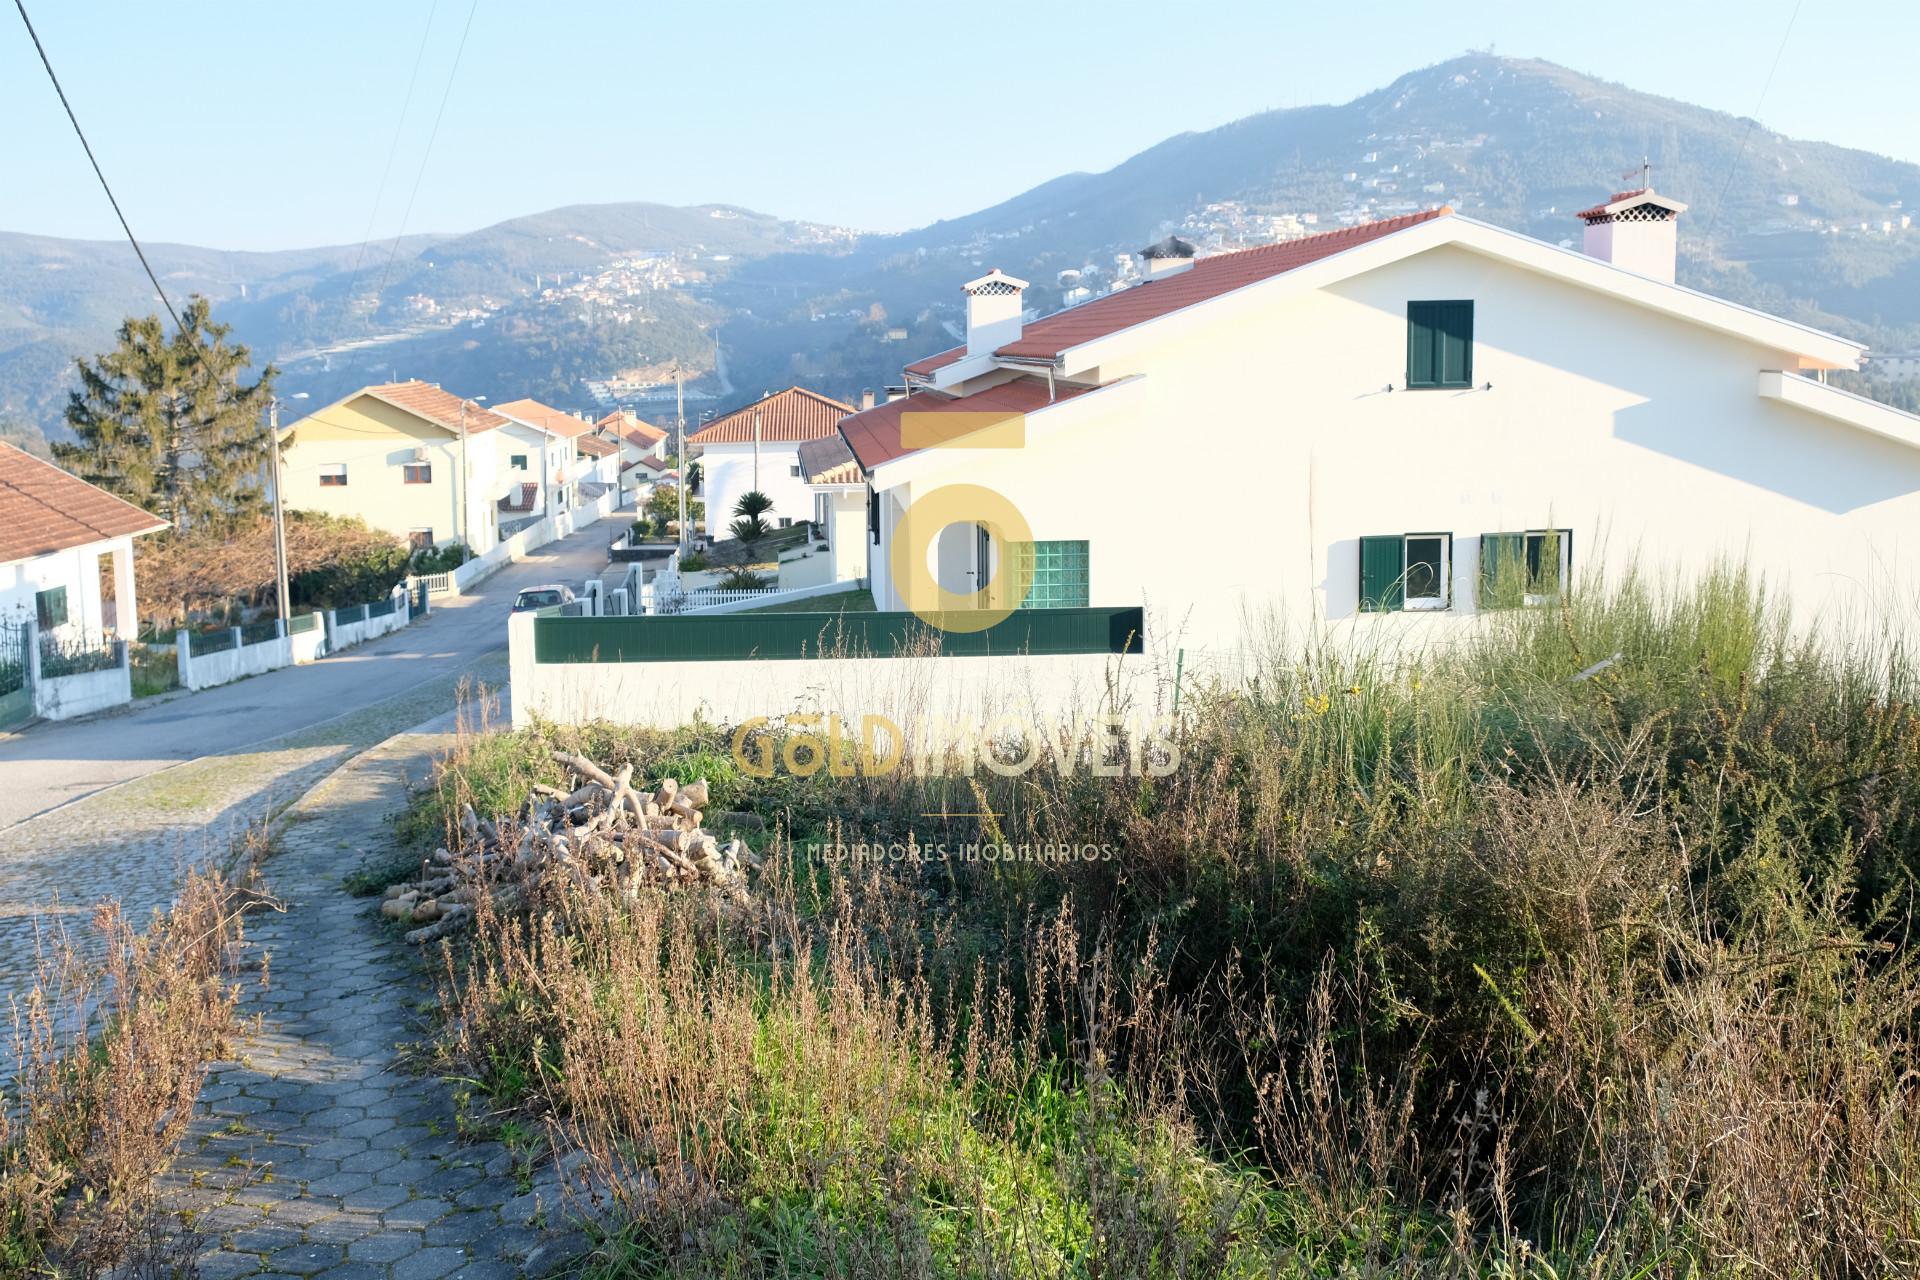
(752, 410, 762, 494)
(267, 399, 291, 623)
(675, 366, 687, 554)
(458, 399, 471, 550)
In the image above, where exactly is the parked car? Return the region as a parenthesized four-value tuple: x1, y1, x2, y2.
(511, 584, 576, 613)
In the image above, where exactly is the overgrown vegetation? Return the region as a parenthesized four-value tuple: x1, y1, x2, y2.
(0, 867, 248, 1276)
(420, 567, 1920, 1276)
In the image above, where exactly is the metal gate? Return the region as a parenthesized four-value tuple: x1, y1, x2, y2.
(0, 621, 30, 732)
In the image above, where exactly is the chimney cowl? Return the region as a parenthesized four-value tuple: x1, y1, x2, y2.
(961, 268, 1029, 359)
(859, 387, 876, 411)
(1576, 186, 1688, 284)
(1138, 234, 1198, 281)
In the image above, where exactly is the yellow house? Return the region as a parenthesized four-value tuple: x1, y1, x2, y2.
(276, 381, 511, 553)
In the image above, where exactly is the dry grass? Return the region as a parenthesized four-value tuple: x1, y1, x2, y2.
(0, 865, 250, 1277)
(423, 567, 1920, 1276)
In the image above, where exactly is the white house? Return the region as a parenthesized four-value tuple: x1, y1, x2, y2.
(493, 398, 596, 517)
(277, 381, 510, 554)
(686, 386, 855, 533)
(0, 442, 167, 642)
(835, 190, 1920, 651)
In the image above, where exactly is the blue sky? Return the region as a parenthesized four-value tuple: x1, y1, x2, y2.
(4, 0, 1917, 251)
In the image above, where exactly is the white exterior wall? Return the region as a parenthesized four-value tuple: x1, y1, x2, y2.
(0, 542, 110, 637)
(875, 242, 1920, 652)
(494, 421, 553, 516)
(701, 441, 815, 532)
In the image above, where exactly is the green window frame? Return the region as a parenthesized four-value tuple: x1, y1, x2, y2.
(1479, 529, 1571, 609)
(35, 586, 68, 630)
(1011, 540, 1091, 609)
(1406, 300, 1473, 389)
(510, 453, 528, 470)
(1358, 533, 1453, 613)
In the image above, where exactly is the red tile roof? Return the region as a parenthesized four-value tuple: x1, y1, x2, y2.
(838, 377, 1093, 471)
(362, 380, 511, 434)
(905, 345, 966, 377)
(1575, 188, 1650, 220)
(796, 433, 861, 485)
(497, 481, 539, 513)
(595, 410, 667, 443)
(685, 386, 854, 445)
(995, 208, 1450, 360)
(574, 434, 617, 458)
(628, 453, 671, 472)
(494, 398, 593, 438)
(0, 442, 168, 565)
(901, 210, 1449, 377)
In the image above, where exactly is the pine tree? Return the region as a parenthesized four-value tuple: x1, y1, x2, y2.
(54, 295, 276, 532)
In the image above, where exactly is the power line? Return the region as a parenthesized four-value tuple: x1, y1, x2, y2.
(12, 0, 184, 335)
(353, 0, 480, 372)
(344, 0, 443, 290)
(1701, 0, 1803, 243)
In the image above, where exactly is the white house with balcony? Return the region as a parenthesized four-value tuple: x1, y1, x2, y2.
(0, 442, 166, 640)
(833, 189, 1920, 652)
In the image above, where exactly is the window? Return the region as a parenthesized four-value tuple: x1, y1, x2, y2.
(1010, 540, 1091, 609)
(319, 463, 347, 487)
(402, 463, 432, 484)
(777, 516, 793, 528)
(789, 464, 803, 478)
(35, 586, 67, 630)
(1358, 533, 1454, 612)
(869, 491, 881, 545)
(408, 528, 434, 551)
(1406, 300, 1473, 389)
(510, 454, 528, 470)
(1479, 529, 1571, 608)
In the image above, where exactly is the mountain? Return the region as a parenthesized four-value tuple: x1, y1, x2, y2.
(5, 54, 1919, 440)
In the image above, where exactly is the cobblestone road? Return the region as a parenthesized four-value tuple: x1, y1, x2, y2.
(149, 730, 582, 1280)
(0, 654, 507, 1003)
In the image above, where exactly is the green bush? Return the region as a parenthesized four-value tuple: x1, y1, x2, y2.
(408, 542, 472, 574)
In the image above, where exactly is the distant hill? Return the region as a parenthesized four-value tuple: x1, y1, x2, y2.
(4, 54, 1918, 438)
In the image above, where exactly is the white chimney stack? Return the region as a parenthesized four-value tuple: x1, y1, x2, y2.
(1577, 187, 1688, 284)
(962, 268, 1028, 358)
(1138, 234, 1197, 282)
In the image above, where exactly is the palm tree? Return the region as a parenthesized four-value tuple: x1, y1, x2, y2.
(733, 490, 773, 520)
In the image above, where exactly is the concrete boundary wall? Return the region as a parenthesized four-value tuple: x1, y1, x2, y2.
(507, 611, 1166, 733)
(32, 643, 132, 722)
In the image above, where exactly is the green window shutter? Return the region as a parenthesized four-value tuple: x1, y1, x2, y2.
(1358, 536, 1405, 612)
(1407, 300, 1473, 388)
(35, 586, 68, 630)
(1479, 533, 1526, 609)
(1438, 301, 1473, 386)
(1407, 303, 1438, 388)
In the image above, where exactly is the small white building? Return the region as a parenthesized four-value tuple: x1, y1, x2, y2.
(686, 386, 855, 533)
(838, 190, 1920, 652)
(0, 442, 165, 640)
(492, 398, 598, 516)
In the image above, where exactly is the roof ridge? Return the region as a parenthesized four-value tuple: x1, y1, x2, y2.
(1195, 206, 1452, 266)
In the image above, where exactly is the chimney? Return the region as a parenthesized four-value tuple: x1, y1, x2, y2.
(1138, 235, 1197, 282)
(1576, 186, 1688, 283)
(859, 387, 875, 411)
(962, 269, 1028, 358)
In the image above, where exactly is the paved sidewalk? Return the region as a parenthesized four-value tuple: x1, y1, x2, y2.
(0, 653, 508, 1004)
(150, 731, 581, 1280)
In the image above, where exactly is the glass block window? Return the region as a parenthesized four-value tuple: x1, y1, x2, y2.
(1011, 540, 1091, 609)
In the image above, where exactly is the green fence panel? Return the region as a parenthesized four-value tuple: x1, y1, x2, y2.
(239, 620, 280, 646)
(367, 597, 396, 619)
(534, 607, 1145, 665)
(188, 628, 237, 657)
(287, 612, 321, 635)
(336, 605, 368, 625)
(41, 633, 120, 677)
